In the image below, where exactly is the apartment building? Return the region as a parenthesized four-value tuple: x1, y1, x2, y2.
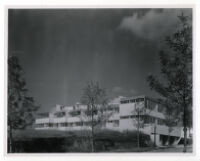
(35, 95, 185, 146)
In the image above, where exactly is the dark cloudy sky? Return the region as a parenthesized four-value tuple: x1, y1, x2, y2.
(8, 8, 192, 112)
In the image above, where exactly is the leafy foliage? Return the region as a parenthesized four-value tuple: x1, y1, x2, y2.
(147, 13, 192, 151)
(80, 81, 111, 151)
(80, 81, 111, 128)
(8, 56, 39, 130)
(147, 13, 192, 127)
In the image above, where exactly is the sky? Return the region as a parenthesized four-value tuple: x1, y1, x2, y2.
(8, 8, 192, 112)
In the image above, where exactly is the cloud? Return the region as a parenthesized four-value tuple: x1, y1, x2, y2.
(119, 9, 192, 41)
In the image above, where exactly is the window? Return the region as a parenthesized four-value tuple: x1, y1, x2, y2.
(130, 99, 136, 103)
(83, 122, 90, 126)
(49, 123, 53, 127)
(130, 115, 136, 119)
(112, 107, 119, 113)
(150, 117, 155, 124)
(85, 109, 98, 115)
(143, 115, 155, 124)
(60, 105, 64, 110)
(136, 98, 144, 102)
(120, 100, 124, 104)
(70, 110, 81, 117)
(120, 116, 129, 119)
(143, 115, 149, 124)
(54, 123, 58, 127)
(120, 100, 130, 104)
(54, 112, 66, 117)
(158, 118, 164, 125)
(60, 123, 65, 127)
(147, 100, 156, 110)
(75, 122, 83, 126)
(68, 123, 73, 127)
(120, 115, 134, 119)
(45, 123, 50, 127)
(121, 98, 145, 104)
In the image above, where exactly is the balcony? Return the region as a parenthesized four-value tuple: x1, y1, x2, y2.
(35, 118, 50, 124)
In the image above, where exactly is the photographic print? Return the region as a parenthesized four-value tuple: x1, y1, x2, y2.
(7, 8, 193, 153)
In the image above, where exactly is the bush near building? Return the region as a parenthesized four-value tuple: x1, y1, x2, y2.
(10, 129, 152, 152)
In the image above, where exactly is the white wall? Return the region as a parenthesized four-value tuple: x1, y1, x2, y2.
(120, 103, 135, 116)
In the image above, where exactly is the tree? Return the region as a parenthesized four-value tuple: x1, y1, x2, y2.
(132, 100, 154, 148)
(160, 99, 180, 145)
(131, 101, 145, 148)
(8, 56, 39, 152)
(80, 81, 111, 152)
(147, 13, 192, 152)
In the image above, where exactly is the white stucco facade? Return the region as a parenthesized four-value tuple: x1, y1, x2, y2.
(35, 95, 187, 146)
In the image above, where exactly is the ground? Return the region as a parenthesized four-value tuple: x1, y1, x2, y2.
(109, 145, 193, 153)
(150, 145, 193, 153)
(10, 129, 193, 153)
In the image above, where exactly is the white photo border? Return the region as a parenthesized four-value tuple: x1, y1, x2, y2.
(1, 1, 200, 161)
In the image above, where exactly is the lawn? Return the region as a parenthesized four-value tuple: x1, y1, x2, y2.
(9, 129, 154, 153)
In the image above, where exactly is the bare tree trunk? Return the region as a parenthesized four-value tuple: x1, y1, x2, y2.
(154, 125, 156, 147)
(91, 104, 94, 152)
(8, 125, 13, 153)
(183, 101, 187, 153)
(137, 110, 140, 148)
(167, 129, 171, 146)
(91, 125, 94, 152)
(183, 127, 187, 152)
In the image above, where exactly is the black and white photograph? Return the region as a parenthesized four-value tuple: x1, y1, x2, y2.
(7, 8, 193, 153)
